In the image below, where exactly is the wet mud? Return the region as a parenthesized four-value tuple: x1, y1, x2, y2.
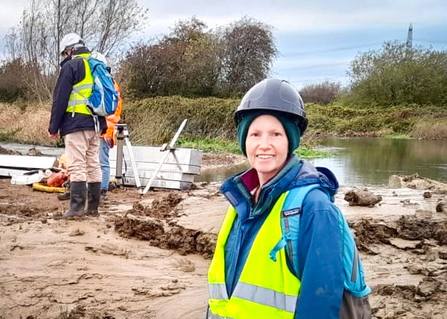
(1, 147, 447, 318)
(114, 193, 216, 258)
(351, 211, 447, 318)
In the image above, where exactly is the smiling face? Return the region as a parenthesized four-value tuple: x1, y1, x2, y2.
(245, 114, 289, 185)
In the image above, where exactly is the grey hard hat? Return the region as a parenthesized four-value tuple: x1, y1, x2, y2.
(234, 78, 308, 134)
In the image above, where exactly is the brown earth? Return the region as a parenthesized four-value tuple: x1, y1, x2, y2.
(1, 150, 447, 318)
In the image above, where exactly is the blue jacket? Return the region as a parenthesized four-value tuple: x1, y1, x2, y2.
(48, 47, 106, 137)
(220, 155, 345, 318)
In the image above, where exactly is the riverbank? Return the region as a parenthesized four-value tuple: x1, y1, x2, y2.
(1, 101, 447, 150)
(1, 145, 447, 318)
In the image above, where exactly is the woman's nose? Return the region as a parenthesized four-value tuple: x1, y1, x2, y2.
(258, 135, 271, 148)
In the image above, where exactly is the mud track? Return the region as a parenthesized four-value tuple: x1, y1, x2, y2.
(114, 193, 216, 258)
(1, 148, 447, 318)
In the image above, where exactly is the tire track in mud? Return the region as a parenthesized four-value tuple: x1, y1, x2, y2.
(114, 193, 216, 259)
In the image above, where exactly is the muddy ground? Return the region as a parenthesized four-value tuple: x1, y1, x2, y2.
(1, 150, 447, 319)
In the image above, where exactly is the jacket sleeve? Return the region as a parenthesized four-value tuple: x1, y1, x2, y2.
(294, 189, 344, 319)
(48, 63, 75, 135)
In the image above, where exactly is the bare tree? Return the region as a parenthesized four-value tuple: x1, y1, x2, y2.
(121, 16, 277, 98)
(96, 0, 148, 55)
(299, 81, 342, 105)
(123, 17, 221, 98)
(219, 16, 277, 95)
(4, 28, 21, 61)
(164, 18, 221, 96)
(4, 0, 148, 102)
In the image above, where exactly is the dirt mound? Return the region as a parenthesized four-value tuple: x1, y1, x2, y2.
(344, 188, 383, 207)
(352, 213, 447, 251)
(390, 174, 447, 193)
(25, 147, 44, 156)
(125, 193, 183, 219)
(114, 215, 216, 258)
(2, 172, 447, 318)
(114, 193, 217, 258)
(350, 211, 447, 318)
(202, 152, 245, 169)
(0, 145, 21, 155)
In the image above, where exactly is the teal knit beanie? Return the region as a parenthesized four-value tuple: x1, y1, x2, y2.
(237, 110, 301, 156)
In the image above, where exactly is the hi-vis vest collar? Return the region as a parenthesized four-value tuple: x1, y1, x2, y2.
(208, 192, 300, 319)
(66, 53, 93, 116)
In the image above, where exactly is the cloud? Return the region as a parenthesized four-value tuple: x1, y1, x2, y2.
(1, 0, 446, 85)
(142, 0, 447, 35)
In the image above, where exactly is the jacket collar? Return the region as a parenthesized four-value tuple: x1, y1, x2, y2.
(73, 46, 90, 56)
(221, 155, 302, 218)
(220, 155, 339, 218)
(60, 55, 71, 68)
(60, 47, 91, 67)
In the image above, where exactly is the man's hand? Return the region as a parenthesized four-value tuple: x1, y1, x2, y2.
(104, 136, 113, 146)
(49, 132, 59, 140)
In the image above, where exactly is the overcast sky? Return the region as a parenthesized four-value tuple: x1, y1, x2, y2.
(1, 0, 447, 88)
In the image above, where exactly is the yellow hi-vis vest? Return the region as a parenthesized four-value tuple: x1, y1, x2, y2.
(208, 192, 301, 319)
(66, 53, 93, 115)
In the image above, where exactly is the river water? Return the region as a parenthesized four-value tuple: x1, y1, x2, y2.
(309, 137, 447, 187)
(2, 138, 446, 188)
(198, 137, 447, 187)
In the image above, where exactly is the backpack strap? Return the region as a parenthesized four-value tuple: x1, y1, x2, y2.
(269, 184, 330, 277)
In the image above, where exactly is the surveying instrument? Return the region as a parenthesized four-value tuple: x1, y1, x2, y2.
(114, 119, 187, 196)
(114, 123, 143, 194)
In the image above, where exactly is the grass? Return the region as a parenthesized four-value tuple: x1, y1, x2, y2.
(178, 137, 331, 158)
(177, 137, 240, 153)
(297, 146, 332, 158)
(1, 98, 446, 152)
(412, 121, 447, 139)
(0, 128, 21, 142)
(0, 102, 57, 146)
(383, 134, 413, 139)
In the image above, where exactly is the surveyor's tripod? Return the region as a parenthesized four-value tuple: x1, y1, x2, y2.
(114, 124, 143, 194)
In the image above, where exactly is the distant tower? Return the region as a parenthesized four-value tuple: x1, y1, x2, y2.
(406, 22, 413, 48)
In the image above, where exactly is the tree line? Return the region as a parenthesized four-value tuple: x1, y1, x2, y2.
(0, 0, 276, 103)
(120, 17, 277, 98)
(1, 0, 147, 103)
(0, 0, 446, 109)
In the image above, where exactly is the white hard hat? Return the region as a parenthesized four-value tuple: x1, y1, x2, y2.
(60, 33, 84, 54)
(90, 51, 108, 66)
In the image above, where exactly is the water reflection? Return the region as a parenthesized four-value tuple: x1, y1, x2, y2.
(197, 138, 447, 187)
(0, 142, 64, 157)
(310, 138, 447, 187)
(2, 139, 445, 188)
(197, 162, 249, 184)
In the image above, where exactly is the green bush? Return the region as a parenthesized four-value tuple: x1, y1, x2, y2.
(123, 96, 239, 145)
(347, 41, 447, 107)
(0, 59, 25, 102)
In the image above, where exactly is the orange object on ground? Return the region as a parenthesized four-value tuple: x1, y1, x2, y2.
(47, 170, 69, 187)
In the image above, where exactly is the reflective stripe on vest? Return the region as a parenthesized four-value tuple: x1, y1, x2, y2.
(208, 192, 300, 319)
(207, 313, 234, 319)
(66, 54, 93, 115)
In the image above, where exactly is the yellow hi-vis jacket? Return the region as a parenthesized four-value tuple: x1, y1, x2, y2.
(66, 53, 93, 115)
(208, 192, 301, 319)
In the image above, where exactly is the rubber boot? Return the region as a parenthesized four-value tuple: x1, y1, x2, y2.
(63, 182, 86, 218)
(100, 189, 108, 204)
(57, 191, 70, 200)
(58, 181, 71, 200)
(86, 182, 101, 216)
